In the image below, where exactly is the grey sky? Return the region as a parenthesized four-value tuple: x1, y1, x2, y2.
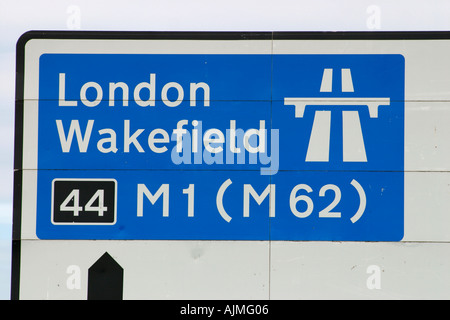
(1, 0, 450, 299)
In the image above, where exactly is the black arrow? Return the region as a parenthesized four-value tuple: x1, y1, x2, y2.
(88, 252, 124, 300)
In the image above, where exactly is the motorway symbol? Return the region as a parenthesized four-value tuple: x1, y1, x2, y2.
(284, 67, 391, 162)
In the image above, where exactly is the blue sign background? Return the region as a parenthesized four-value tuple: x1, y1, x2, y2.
(36, 53, 404, 241)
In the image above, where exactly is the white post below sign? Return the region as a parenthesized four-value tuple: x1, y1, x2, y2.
(12, 31, 450, 299)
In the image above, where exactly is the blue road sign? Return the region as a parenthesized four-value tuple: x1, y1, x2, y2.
(35, 52, 404, 241)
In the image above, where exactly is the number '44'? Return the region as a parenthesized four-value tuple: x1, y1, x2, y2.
(60, 189, 108, 217)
